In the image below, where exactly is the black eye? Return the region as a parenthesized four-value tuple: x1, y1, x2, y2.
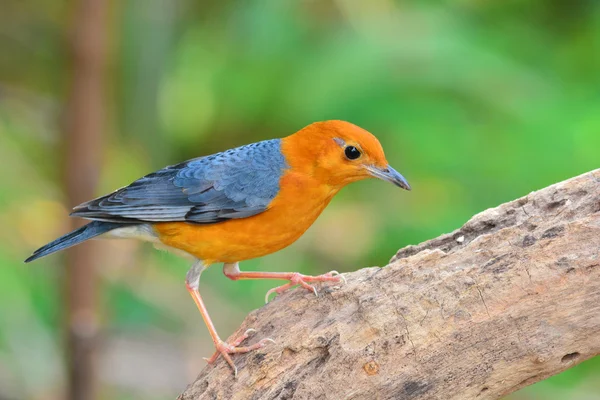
(344, 146, 361, 160)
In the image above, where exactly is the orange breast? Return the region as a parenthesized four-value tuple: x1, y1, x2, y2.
(153, 171, 338, 264)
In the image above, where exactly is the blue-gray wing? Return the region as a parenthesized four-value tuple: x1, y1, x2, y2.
(71, 139, 288, 224)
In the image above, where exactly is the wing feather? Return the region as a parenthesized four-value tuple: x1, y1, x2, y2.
(71, 139, 288, 224)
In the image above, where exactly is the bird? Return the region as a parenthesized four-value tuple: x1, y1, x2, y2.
(25, 120, 411, 375)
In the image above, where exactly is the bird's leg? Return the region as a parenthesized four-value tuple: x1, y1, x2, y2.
(185, 260, 274, 376)
(223, 262, 346, 303)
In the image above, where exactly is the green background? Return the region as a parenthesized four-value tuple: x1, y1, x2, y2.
(0, 1, 598, 399)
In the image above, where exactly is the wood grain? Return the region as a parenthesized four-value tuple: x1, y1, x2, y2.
(179, 169, 600, 400)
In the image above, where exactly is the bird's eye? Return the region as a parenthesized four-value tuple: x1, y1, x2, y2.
(344, 146, 361, 160)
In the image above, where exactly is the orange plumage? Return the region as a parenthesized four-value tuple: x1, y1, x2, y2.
(26, 120, 411, 375)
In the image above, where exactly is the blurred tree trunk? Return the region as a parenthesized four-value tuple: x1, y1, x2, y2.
(63, 1, 108, 399)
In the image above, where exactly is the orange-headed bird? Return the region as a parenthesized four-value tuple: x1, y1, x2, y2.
(26, 120, 410, 375)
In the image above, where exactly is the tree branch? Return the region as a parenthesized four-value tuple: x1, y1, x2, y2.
(179, 169, 600, 400)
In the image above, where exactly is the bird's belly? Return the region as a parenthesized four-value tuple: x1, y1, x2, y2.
(153, 172, 337, 264)
(153, 201, 330, 264)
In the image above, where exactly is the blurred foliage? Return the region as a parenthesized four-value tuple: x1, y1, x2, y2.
(0, 0, 599, 399)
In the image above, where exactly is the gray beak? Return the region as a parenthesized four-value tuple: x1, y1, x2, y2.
(366, 165, 411, 191)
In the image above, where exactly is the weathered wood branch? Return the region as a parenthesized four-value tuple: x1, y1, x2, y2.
(179, 169, 600, 400)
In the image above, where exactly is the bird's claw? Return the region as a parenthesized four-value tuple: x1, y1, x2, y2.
(204, 330, 275, 377)
(265, 271, 345, 303)
(243, 328, 257, 336)
(328, 270, 347, 284)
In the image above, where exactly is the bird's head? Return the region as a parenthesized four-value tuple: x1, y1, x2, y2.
(283, 120, 411, 191)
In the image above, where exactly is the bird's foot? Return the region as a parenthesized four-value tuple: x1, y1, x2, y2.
(204, 329, 275, 377)
(265, 271, 346, 303)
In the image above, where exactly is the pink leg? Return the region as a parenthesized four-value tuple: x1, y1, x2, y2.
(186, 261, 274, 376)
(223, 262, 346, 303)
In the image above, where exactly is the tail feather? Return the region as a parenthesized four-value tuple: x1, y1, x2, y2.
(25, 221, 124, 263)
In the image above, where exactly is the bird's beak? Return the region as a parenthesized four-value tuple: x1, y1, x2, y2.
(366, 164, 411, 191)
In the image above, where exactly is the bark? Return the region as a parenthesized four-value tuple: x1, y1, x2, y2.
(64, 1, 108, 399)
(179, 169, 600, 400)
